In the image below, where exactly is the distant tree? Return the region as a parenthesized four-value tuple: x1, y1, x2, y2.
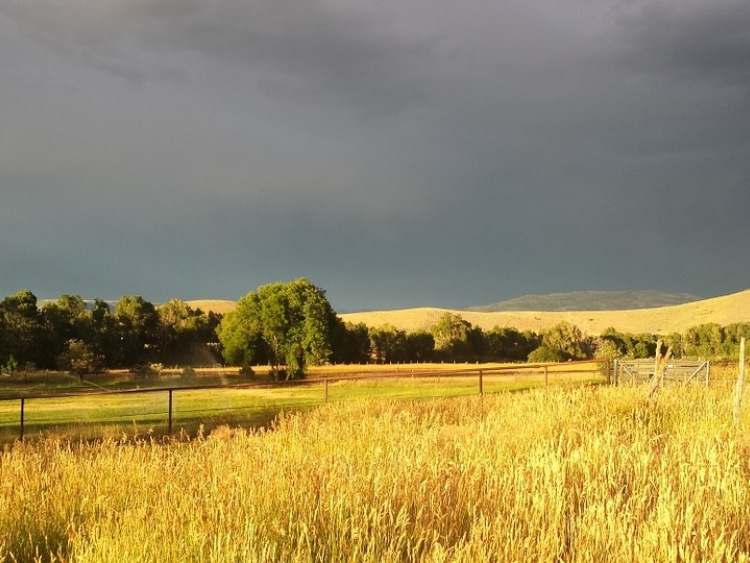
(41, 294, 91, 367)
(535, 321, 593, 361)
(369, 325, 408, 363)
(684, 323, 725, 359)
(404, 331, 436, 362)
(216, 301, 266, 367)
(89, 299, 120, 368)
(431, 313, 470, 351)
(115, 296, 159, 367)
(217, 279, 337, 380)
(56, 339, 104, 380)
(330, 321, 371, 364)
(486, 327, 539, 362)
(157, 299, 221, 366)
(430, 313, 485, 361)
(0, 290, 44, 368)
(528, 345, 566, 363)
(594, 327, 629, 360)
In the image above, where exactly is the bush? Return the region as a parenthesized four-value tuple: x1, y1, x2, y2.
(133, 363, 163, 380)
(527, 345, 566, 363)
(56, 340, 104, 379)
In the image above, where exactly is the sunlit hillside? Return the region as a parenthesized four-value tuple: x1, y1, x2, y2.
(185, 299, 237, 315)
(340, 288, 750, 335)
(189, 289, 750, 335)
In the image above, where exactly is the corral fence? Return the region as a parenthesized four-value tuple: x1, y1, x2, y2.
(1, 360, 609, 441)
(612, 358, 710, 387)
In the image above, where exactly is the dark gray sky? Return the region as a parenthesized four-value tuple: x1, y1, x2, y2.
(2, 0, 749, 311)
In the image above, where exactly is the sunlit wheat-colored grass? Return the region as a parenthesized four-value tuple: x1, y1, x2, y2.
(1, 383, 750, 562)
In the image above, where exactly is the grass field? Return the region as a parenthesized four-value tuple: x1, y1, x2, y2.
(0, 362, 605, 442)
(1, 380, 749, 561)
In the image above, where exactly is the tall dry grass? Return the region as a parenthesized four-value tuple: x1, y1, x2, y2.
(1, 383, 750, 562)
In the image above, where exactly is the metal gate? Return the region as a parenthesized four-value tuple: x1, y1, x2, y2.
(612, 359, 710, 386)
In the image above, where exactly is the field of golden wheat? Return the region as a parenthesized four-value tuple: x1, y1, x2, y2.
(1, 378, 749, 562)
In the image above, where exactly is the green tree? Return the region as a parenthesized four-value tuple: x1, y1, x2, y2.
(527, 345, 566, 363)
(486, 327, 539, 362)
(594, 327, 629, 360)
(430, 313, 486, 361)
(217, 279, 337, 380)
(0, 290, 43, 368)
(115, 296, 159, 367)
(56, 339, 104, 380)
(89, 299, 120, 368)
(330, 321, 371, 364)
(157, 299, 220, 366)
(404, 331, 435, 362)
(535, 321, 592, 361)
(369, 325, 408, 363)
(41, 294, 92, 367)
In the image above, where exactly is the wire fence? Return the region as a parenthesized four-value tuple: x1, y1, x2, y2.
(0, 360, 609, 442)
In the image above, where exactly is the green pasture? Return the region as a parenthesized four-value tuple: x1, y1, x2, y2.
(0, 369, 605, 442)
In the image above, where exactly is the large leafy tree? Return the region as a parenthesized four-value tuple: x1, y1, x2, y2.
(430, 313, 484, 361)
(369, 324, 408, 363)
(157, 299, 221, 366)
(532, 321, 593, 361)
(115, 295, 160, 367)
(0, 289, 44, 368)
(330, 321, 371, 364)
(217, 279, 337, 380)
(41, 294, 92, 367)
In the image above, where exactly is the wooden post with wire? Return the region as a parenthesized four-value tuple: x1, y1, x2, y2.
(649, 339, 673, 398)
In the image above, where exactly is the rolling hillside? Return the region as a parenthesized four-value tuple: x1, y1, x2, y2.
(466, 290, 701, 312)
(185, 300, 237, 315)
(340, 288, 750, 335)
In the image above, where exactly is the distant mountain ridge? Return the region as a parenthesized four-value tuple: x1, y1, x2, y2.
(465, 290, 702, 312)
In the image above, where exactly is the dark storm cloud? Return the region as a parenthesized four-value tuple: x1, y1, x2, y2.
(618, 0, 750, 83)
(1, 0, 443, 114)
(1, 0, 749, 309)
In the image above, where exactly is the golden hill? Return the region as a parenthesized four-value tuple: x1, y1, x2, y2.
(185, 300, 238, 315)
(339, 288, 750, 335)
(188, 288, 750, 335)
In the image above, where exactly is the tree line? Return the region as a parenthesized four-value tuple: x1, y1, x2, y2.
(0, 290, 222, 376)
(2, 281, 749, 379)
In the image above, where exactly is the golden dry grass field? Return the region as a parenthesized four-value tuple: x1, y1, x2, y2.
(192, 288, 750, 336)
(2, 380, 750, 562)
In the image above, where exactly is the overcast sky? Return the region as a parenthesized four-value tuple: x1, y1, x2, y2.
(1, 0, 749, 312)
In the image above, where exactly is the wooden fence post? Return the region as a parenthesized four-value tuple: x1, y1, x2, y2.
(734, 338, 745, 427)
(478, 370, 484, 396)
(324, 378, 329, 404)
